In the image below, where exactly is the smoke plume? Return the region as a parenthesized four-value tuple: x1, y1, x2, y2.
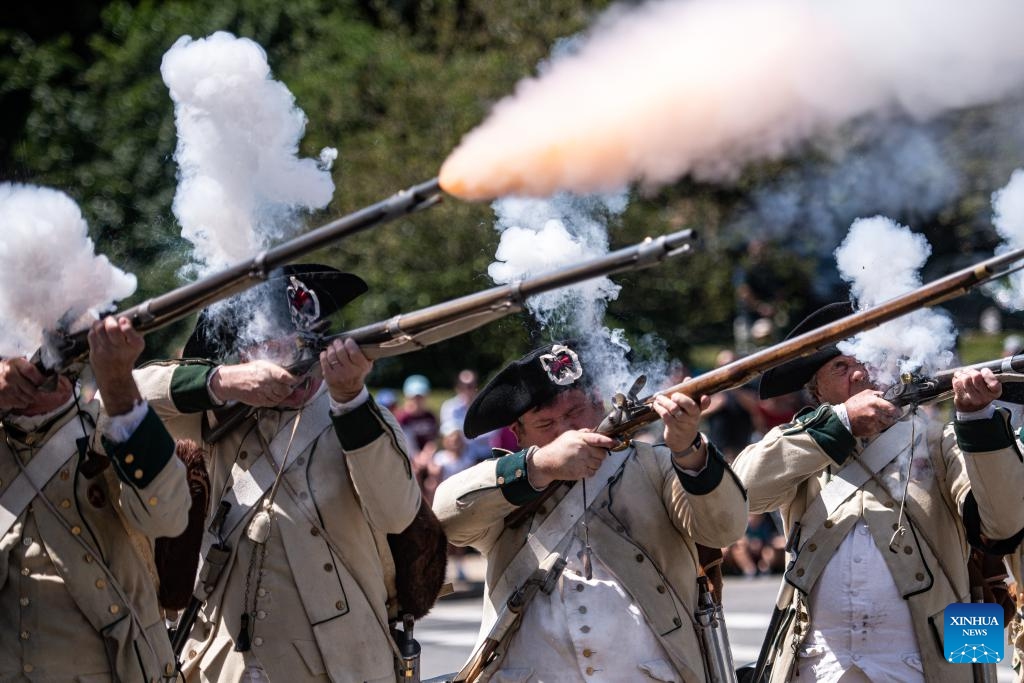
(161, 31, 337, 355)
(440, 0, 1024, 201)
(0, 184, 137, 359)
(835, 216, 956, 385)
(990, 169, 1024, 310)
(489, 192, 669, 398)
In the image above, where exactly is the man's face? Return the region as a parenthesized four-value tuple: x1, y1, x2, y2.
(241, 336, 322, 409)
(510, 388, 604, 448)
(811, 354, 874, 405)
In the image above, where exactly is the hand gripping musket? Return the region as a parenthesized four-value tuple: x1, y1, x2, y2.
(203, 229, 697, 443)
(883, 353, 1024, 408)
(30, 178, 443, 375)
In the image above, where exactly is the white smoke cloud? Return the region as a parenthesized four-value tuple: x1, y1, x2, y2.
(161, 31, 338, 354)
(441, 0, 1024, 201)
(836, 216, 956, 385)
(990, 169, 1024, 310)
(0, 184, 137, 360)
(489, 192, 669, 398)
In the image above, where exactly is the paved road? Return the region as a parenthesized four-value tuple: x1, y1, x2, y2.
(418, 575, 1017, 681)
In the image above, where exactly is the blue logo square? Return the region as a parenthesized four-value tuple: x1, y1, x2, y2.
(944, 602, 1004, 663)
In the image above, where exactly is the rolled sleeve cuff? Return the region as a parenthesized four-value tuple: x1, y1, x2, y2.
(332, 397, 386, 450)
(102, 407, 175, 489)
(103, 400, 149, 443)
(954, 408, 1016, 452)
(675, 441, 727, 495)
(329, 386, 369, 416)
(496, 449, 543, 506)
(170, 363, 219, 412)
(804, 405, 857, 466)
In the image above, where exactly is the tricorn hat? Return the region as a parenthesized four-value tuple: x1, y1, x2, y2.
(182, 264, 367, 360)
(463, 341, 585, 438)
(758, 302, 854, 399)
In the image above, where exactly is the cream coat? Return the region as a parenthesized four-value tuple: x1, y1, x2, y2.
(433, 440, 748, 682)
(732, 407, 1024, 683)
(0, 401, 189, 682)
(136, 362, 421, 683)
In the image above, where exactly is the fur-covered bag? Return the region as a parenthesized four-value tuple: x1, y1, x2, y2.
(387, 497, 448, 619)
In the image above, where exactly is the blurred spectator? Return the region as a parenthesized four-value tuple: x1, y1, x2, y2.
(395, 374, 439, 454)
(490, 426, 520, 453)
(702, 349, 764, 461)
(375, 388, 398, 413)
(722, 513, 786, 577)
(440, 369, 492, 462)
(754, 389, 805, 434)
(1004, 334, 1023, 357)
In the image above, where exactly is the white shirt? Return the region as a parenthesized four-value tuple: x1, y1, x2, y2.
(500, 530, 675, 682)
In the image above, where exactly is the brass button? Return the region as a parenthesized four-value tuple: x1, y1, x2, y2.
(885, 500, 895, 508)
(109, 604, 120, 614)
(84, 554, 93, 563)
(71, 525, 82, 535)
(257, 588, 267, 597)
(21, 567, 30, 576)
(165, 663, 175, 676)
(496, 476, 506, 485)
(915, 572, 925, 581)
(673, 617, 682, 627)
(19, 597, 29, 607)
(148, 496, 159, 507)
(514, 469, 523, 478)
(23, 664, 33, 674)
(310, 527, 320, 536)
(257, 610, 266, 620)
(656, 584, 666, 594)
(60, 499, 71, 509)
(585, 667, 594, 675)
(823, 520, 834, 528)
(335, 600, 345, 610)
(323, 563, 333, 572)
(583, 648, 593, 658)
(580, 625, 591, 633)
(808, 543, 817, 551)
(134, 468, 144, 480)
(20, 630, 29, 640)
(124, 454, 135, 464)
(96, 579, 107, 589)
(578, 606, 587, 614)
(904, 546, 913, 555)
(22, 537, 32, 547)
(188, 650, 197, 660)
(60, 469, 70, 480)
(795, 568, 805, 577)
(635, 554, 644, 562)
(575, 584, 584, 592)
(253, 637, 263, 647)
(239, 450, 248, 460)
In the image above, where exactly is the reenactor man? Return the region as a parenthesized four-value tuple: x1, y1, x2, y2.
(433, 340, 749, 681)
(0, 316, 190, 681)
(732, 303, 1024, 682)
(135, 265, 427, 682)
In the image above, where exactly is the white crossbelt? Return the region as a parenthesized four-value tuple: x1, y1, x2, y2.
(0, 419, 82, 538)
(818, 419, 920, 518)
(491, 446, 631, 607)
(200, 403, 334, 555)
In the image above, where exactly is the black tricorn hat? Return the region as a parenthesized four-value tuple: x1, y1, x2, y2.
(181, 264, 367, 360)
(758, 301, 854, 400)
(464, 340, 585, 439)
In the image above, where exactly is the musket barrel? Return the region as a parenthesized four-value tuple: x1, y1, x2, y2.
(598, 245, 1024, 437)
(38, 178, 442, 370)
(337, 228, 696, 354)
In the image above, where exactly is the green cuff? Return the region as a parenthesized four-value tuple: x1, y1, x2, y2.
(794, 404, 857, 466)
(103, 407, 175, 489)
(496, 449, 543, 506)
(170, 362, 218, 413)
(955, 409, 1016, 453)
(333, 399, 386, 451)
(674, 441, 726, 495)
